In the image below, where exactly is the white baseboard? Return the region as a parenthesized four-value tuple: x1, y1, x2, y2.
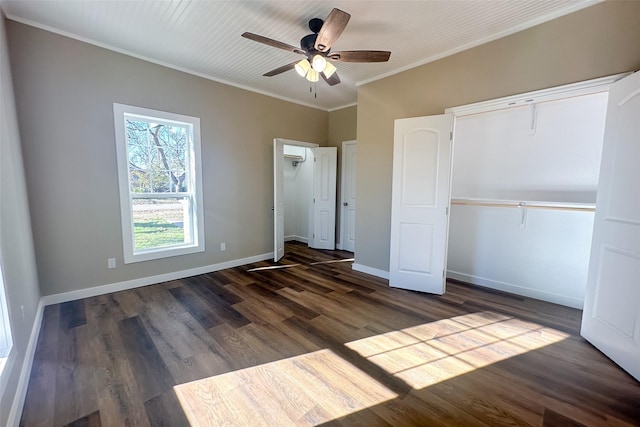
(6, 299, 45, 427)
(41, 252, 273, 306)
(285, 235, 308, 244)
(352, 263, 390, 280)
(447, 270, 584, 309)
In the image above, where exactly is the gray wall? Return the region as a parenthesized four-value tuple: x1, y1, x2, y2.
(328, 105, 357, 246)
(0, 16, 41, 426)
(355, 1, 640, 272)
(6, 21, 330, 297)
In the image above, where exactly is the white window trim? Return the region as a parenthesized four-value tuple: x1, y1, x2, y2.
(0, 252, 12, 383)
(113, 103, 205, 263)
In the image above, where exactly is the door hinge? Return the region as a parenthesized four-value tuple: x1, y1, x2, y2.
(443, 270, 445, 278)
(446, 206, 449, 215)
(313, 198, 316, 203)
(450, 131, 453, 141)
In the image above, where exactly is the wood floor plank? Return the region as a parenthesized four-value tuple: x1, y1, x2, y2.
(20, 305, 60, 427)
(245, 282, 320, 321)
(168, 286, 223, 330)
(144, 390, 191, 427)
(54, 325, 99, 426)
(59, 299, 87, 330)
(63, 410, 102, 427)
(118, 315, 175, 402)
(19, 243, 640, 427)
(184, 277, 250, 329)
(91, 331, 151, 427)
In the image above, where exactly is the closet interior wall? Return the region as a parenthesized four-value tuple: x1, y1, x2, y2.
(447, 90, 609, 309)
(283, 145, 313, 244)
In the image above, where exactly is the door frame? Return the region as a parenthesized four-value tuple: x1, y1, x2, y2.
(273, 138, 319, 261)
(339, 140, 357, 252)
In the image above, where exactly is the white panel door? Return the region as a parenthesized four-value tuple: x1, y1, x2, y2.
(273, 139, 285, 261)
(390, 114, 453, 294)
(311, 147, 337, 250)
(341, 141, 357, 252)
(581, 71, 640, 381)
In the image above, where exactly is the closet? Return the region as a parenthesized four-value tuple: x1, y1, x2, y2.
(390, 74, 622, 308)
(390, 70, 640, 382)
(447, 87, 609, 309)
(273, 138, 337, 261)
(283, 144, 314, 244)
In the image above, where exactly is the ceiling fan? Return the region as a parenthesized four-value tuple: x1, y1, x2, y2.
(242, 8, 391, 86)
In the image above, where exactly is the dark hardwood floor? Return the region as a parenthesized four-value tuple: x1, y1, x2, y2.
(20, 242, 640, 426)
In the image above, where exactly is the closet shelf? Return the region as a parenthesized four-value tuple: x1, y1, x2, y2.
(450, 198, 595, 212)
(284, 154, 304, 161)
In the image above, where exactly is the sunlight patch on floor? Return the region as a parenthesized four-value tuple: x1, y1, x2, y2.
(345, 311, 570, 390)
(174, 311, 569, 425)
(174, 348, 398, 426)
(247, 264, 300, 272)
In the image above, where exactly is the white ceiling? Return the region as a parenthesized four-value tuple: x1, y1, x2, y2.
(2, 0, 600, 111)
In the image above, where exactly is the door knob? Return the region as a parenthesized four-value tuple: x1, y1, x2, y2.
(343, 202, 348, 206)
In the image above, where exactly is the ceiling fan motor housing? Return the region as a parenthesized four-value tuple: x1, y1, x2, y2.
(308, 18, 324, 33)
(301, 33, 324, 56)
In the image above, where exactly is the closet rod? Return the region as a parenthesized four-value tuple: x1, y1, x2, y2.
(450, 199, 595, 213)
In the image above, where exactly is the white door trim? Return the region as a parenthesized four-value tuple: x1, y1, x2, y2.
(340, 140, 357, 252)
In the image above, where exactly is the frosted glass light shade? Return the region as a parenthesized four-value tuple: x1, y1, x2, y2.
(312, 54, 327, 72)
(295, 59, 311, 77)
(306, 69, 319, 82)
(323, 61, 337, 78)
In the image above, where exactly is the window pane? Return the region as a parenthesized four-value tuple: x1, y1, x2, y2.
(132, 198, 193, 251)
(125, 118, 190, 194)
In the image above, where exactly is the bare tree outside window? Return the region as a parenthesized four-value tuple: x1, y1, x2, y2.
(124, 117, 193, 251)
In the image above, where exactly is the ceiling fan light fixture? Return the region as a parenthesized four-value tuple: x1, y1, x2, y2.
(323, 61, 337, 78)
(311, 54, 327, 72)
(295, 59, 311, 77)
(306, 69, 320, 82)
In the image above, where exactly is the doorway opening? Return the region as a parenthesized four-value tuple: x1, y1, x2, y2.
(273, 138, 337, 261)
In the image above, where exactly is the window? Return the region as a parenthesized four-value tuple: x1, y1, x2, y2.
(0, 260, 11, 374)
(113, 103, 205, 263)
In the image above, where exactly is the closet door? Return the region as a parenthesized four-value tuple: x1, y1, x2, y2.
(390, 114, 453, 294)
(581, 71, 640, 381)
(310, 147, 337, 250)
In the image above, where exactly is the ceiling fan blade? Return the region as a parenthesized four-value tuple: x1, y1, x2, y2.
(263, 61, 299, 77)
(327, 50, 391, 63)
(242, 32, 306, 55)
(314, 8, 351, 52)
(322, 71, 341, 86)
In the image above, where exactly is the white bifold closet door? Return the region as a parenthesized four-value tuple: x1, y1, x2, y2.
(581, 70, 640, 381)
(310, 147, 337, 250)
(389, 114, 453, 294)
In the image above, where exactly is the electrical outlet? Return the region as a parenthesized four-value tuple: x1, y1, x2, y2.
(220, 242, 226, 251)
(108, 258, 116, 269)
